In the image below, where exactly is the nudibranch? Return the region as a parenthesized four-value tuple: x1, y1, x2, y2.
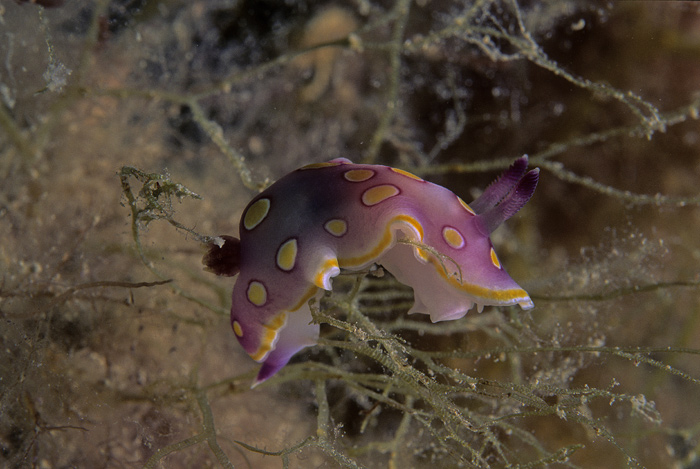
(204, 157, 539, 386)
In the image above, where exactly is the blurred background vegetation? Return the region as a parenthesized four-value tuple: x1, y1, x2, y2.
(1, 0, 699, 467)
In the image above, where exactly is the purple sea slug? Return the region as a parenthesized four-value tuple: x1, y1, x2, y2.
(204, 157, 539, 386)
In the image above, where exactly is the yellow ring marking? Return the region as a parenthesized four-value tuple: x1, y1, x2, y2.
(398, 214, 424, 240)
(243, 198, 271, 230)
(398, 215, 428, 261)
(426, 254, 527, 303)
(233, 320, 243, 337)
(458, 197, 476, 216)
(339, 214, 423, 268)
(416, 248, 430, 262)
(276, 238, 298, 271)
(442, 227, 465, 249)
(335, 211, 526, 304)
(289, 285, 320, 312)
(390, 167, 423, 181)
(361, 185, 399, 206)
(344, 169, 375, 182)
(301, 161, 341, 170)
(324, 219, 347, 237)
(249, 312, 287, 362)
(490, 247, 502, 269)
(313, 258, 340, 289)
(247, 281, 268, 306)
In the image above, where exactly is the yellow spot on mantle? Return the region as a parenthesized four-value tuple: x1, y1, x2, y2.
(277, 238, 298, 271)
(324, 219, 347, 237)
(362, 184, 399, 206)
(442, 227, 465, 249)
(244, 198, 270, 230)
(247, 281, 268, 306)
(301, 161, 340, 170)
(390, 167, 423, 181)
(233, 320, 243, 337)
(458, 197, 476, 216)
(490, 247, 502, 269)
(344, 169, 375, 182)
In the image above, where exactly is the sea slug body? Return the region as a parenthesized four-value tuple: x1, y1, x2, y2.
(204, 157, 539, 386)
